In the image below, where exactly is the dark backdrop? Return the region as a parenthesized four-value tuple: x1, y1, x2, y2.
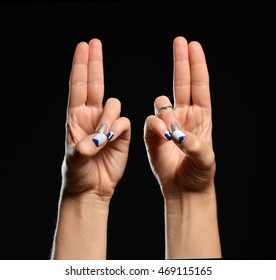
(0, 1, 275, 260)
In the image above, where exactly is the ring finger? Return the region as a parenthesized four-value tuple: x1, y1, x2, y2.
(154, 95, 186, 143)
(95, 97, 121, 134)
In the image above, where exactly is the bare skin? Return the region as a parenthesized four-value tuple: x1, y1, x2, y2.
(51, 36, 221, 260)
(51, 39, 131, 260)
(144, 36, 222, 259)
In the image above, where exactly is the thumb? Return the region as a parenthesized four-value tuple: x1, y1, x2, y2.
(172, 129, 215, 170)
(67, 131, 108, 163)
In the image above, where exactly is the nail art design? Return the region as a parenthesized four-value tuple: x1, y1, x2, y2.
(164, 130, 172, 140)
(92, 133, 107, 147)
(172, 129, 186, 143)
(181, 146, 189, 155)
(171, 123, 180, 132)
(107, 131, 114, 141)
(97, 124, 107, 134)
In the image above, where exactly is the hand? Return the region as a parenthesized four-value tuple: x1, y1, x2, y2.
(63, 38, 131, 201)
(144, 36, 215, 195)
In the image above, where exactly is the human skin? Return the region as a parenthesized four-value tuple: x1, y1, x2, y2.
(144, 36, 222, 259)
(51, 36, 221, 260)
(51, 38, 131, 260)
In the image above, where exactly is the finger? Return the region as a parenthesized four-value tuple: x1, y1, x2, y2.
(173, 36, 191, 108)
(154, 95, 181, 133)
(68, 42, 89, 108)
(86, 38, 104, 107)
(94, 97, 121, 134)
(189, 41, 211, 108)
(71, 131, 108, 159)
(70, 116, 130, 158)
(177, 130, 215, 169)
(144, 115, 172, 141)
(108, 117, 131, 143)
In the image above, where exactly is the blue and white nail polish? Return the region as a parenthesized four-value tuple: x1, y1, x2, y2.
(92, 133, 107, 147)
(172, 129, 186, 143)
(107, 131, 114, 141)
(164, 130, 172, 140)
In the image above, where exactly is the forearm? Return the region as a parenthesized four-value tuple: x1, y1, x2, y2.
(51, 192, 110, 260)
(164, 187, 222, 259)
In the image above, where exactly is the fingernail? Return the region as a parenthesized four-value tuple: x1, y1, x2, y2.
(172, 129, 186, 143)
(181, 146, 189, 156)
(164, 130, 172, 140)
(171, 123, 180, 132)
(107, 131, 114, 141)
(97, 124, 107, 134)
(92, 133, 107, 147)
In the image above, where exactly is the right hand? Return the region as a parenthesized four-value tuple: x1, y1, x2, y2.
(144, 36, 216, 195)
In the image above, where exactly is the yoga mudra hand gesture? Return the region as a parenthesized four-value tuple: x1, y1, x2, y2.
(144, 36, 221, 258)
(51, 36, 221, 260)
(51, 39, 131, 259)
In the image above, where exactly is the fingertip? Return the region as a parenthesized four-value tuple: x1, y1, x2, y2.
(164, 130, 172, 140)
(144, 114, 156, 130)
(88, 38, 102, 47)
(122, 116, 131, 128)
(107, 131, 115, 141)
(183, 134, 201, 154)
(76, 41, 89, 50)
(92, 133, 107, 147)
(72, 42, 89, 65)
(173, 36, 187, 45)
(108, 117, 131, 142)
(145, 114, 155, 123)
(172, 129, 186, 143)
(105, 97, 121, 108)
(178, 131, 215, 169)
(144, 115, 171, 141)
(188, 40, 204, 53)
(154, 94, 169, 104)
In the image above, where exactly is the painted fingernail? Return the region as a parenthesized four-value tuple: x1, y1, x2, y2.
(181, 146, 189, 156)
(92, 133, 107, 147)
(172, 129, 186, 143)
(164, 130, 172, 140)
(107, 131, 114, 141)
(97, 124, 107, 134)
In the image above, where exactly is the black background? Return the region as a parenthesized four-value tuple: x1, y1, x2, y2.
(0, 1, 275, 260)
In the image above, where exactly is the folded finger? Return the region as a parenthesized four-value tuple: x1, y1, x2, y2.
(108, 117, 131, 143)
(154, 95, 182, 136)
(144, 114, 172, 141)
(94, 97, 121, 134)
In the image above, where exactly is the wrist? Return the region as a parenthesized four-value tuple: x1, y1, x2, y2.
(62, 190, 111, 210)
(53, 192, 110, 260)
(164, 185, 221, 259)
(164, 183, 217, 210)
